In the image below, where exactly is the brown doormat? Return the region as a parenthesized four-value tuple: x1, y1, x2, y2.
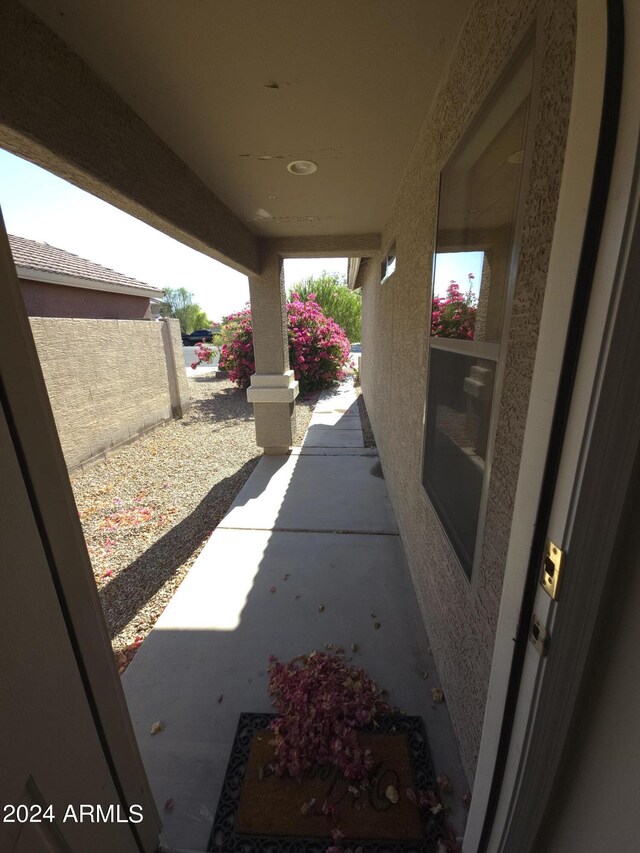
(208, 713, 446, 853)
(237, 731, 422, 840)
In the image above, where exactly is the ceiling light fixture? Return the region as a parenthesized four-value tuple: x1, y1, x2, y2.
(287, 159, 318, 175)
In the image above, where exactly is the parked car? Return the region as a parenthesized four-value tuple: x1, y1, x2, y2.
(182, 328, 213, 346)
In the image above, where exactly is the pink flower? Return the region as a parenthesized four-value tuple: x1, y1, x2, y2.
(267, 651, 390, 781)
(219, 298, 350, 392)
(431, 276, 477, 340)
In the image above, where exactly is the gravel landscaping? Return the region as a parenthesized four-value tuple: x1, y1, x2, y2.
(71, 374, 319, 673)
(356, 391, 376, 448)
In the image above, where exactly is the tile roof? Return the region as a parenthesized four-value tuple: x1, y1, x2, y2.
(9, 234, 163, 294)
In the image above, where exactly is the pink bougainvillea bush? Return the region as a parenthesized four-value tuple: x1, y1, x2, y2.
(267, 651, 391, 781)
(216, 309, 254, 386)
(431, 277, 477, 340)
(216, 295, 351, 393)
(287, 293, 351, 393)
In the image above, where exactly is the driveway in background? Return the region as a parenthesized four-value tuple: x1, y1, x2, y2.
(183, 344, 219, 374)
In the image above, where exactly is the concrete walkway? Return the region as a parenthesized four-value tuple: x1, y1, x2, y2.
(123, 379, 467, 852)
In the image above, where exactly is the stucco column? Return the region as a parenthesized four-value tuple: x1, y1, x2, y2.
(247, 249, 299, 454)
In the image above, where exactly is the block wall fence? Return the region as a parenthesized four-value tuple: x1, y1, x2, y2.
(29, 316, 191, 472)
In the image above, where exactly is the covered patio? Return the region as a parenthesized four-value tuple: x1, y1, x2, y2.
(123, 379, 467, 851)
(0, 0, 473, 456)
(1, 4, 475, 850)
(5, 2, 640, 852)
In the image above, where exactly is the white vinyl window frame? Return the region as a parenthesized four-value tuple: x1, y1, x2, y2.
(420, 31, 540, 591)
(380, 240, 397, 283)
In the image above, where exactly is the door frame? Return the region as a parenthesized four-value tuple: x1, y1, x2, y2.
(0, 220, 160, 852)
(464, 0, 639, 849)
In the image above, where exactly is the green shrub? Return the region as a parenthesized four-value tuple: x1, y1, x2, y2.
(290, 272, 362, 342)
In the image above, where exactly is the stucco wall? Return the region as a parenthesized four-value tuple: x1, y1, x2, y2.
(360, 0, 575, 781)
(21, 278, 152, 320)
(30, 317, 191, 472)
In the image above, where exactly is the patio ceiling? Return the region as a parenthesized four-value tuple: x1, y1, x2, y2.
(19, 0, 472, 242)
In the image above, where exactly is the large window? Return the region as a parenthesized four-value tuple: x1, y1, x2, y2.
(423, 42, 535, 580)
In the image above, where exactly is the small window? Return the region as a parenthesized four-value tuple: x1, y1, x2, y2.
(380, 242, 396, 282)
(422, 39, 535, 580)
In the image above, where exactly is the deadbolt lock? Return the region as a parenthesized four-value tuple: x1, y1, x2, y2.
(541, 540, 565, 601)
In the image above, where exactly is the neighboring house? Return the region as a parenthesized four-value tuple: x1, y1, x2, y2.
(1, 3, 638, 853)
(9, 233, 165, 319)
(149, 298, 165, 320)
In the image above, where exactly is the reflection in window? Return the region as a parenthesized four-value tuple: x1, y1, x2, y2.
(425, 351, 496, 571)
(431, 51, 532, 345)
(423, 41, 534, 579)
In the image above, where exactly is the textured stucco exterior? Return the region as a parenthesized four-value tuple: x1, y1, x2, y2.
(360, 0, 576, 781)
(21, 277, 153, 320)
(30, 317, 191, 472)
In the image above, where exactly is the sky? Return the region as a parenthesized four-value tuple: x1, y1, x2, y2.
(0, 149, 347, 323)
(433, 250, 484, 299)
